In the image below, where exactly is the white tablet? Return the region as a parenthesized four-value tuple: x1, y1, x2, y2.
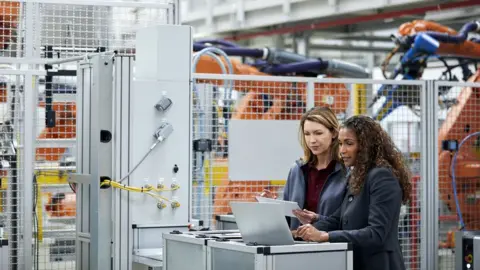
(255, 196, 301, 217)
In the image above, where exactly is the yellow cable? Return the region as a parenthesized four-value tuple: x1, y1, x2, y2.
(101, 180, 178, 203)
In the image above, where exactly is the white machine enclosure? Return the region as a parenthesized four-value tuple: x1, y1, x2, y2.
(127, 24, 192, 227)
(75, 54, 115, 270)
(114, 24, 193, 269)
(206, 239, 353, 270)
(73, 24, 193, 270)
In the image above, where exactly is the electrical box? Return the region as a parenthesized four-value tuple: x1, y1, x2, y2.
(109, 24, 193, 269)
(455, 231, 480, 269)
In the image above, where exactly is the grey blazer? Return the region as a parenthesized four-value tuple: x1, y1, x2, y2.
(314, 167, 406, 270)
(282, 159, 347, 230)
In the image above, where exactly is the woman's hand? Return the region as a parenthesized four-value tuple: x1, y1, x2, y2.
(257, 189, 277, 199)
(296, 224, 329, 242)
(292, 209, 319, 224)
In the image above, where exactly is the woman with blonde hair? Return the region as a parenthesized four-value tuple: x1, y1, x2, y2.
(261, 106, 347, 230)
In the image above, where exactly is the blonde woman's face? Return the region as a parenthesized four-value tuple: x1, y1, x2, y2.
(303, 120, 334, 157)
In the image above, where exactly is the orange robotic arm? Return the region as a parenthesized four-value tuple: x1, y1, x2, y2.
(387, 20, 480, 242)
(395, 19, 480, 59)
(394, 22, 480, 226)
(438, 70, 480, 231)
(194, 53, 351, 120)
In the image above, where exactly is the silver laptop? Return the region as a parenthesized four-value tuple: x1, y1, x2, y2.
(229, 201, 295, 246)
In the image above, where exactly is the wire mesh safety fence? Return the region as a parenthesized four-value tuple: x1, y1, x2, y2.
(370, 81, 425, 270)
(36, 0, 173, 58)
(190, 76, 311, 227)
(33, 70, 77, 270)
(0, 1, 178, 269)
(0, 70, 38, 270)
(435, 80, 480, 270)
(0, 0, 175, 59)
(191, 73, 426, 270)
(0, 1, 21, 58)
(0, 73, 25, 270)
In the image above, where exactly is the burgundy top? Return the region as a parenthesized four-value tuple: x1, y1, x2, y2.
(303, 160, 336, 213)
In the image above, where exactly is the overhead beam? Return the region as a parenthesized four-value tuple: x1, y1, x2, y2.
(284, 43, 394, 53)
(319, 34, 393, 42)
(223, 0, 480, 41)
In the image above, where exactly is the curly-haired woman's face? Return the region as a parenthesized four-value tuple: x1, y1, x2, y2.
(338, 127, 358, 167)
(303, 120, 335, 158)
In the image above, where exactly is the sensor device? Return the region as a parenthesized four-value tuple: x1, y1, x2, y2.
(455, 231, 480, 269)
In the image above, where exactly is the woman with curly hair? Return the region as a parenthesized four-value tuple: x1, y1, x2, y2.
(295, 115, 412, 270)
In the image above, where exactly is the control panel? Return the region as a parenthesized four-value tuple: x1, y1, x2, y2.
(456, 231, 480, 269)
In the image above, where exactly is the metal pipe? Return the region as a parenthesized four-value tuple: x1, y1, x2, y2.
(266, 60, 328, 74)
(44, 51, 115, 65)
(265, 48, 309, 64)
(265, 59, 369, 78)
(284, 43, 395, 53)
(223, 0, 480, 41)
(193, 51, 228, 83)
(36, 138, 76, 148)
(192, 47, 234, 99)
(193, 44, 265, 59)
(22, 0, 171, 8)
(195, 39, 239, 48)
(35, 166, 76, 171)
(0, 51, 115, 65)
(324, 59, 370, 79)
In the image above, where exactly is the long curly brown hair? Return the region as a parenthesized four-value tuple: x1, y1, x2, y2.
(342, 115, 412, 204)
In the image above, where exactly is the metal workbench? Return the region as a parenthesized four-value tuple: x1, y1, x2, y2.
(163, 230, 242, 270)
(163, 230, 353, 270)
(215, 214, 238, 230)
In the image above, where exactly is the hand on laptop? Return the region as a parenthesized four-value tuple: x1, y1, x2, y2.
(257, 189, 277, 199)
(296, 224, 329, 242)
(292, 209, 319, 225)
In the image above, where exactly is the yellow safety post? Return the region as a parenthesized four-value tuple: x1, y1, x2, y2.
(0, 177, 5, 212)
(352, 84, 367, 115)
(37, 184, 43, 242)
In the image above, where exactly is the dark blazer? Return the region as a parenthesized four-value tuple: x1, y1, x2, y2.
(283, 159, 348, 230)
(314, 167, 406, 270)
